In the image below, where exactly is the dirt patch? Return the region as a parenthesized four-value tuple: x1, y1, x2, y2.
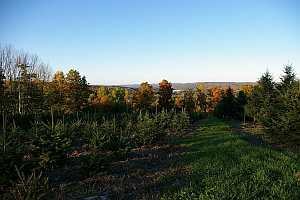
(57, 142, 190, 200)
(295, 172, 300, 181)
(46, 124, 201, 199)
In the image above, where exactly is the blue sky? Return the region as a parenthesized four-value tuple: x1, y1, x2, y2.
(1, 0, 299, 85)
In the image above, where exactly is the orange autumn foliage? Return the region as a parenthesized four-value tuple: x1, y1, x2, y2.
(207, 86, 223, 112)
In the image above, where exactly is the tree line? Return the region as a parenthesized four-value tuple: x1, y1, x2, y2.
(1, 45, 298, 135)
(0, 45, 251, 121)
(246, 65, 300, 135)
(210, 64, 300, 139)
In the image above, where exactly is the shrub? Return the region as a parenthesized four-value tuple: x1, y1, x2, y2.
(83, 111, 191, 149)
(0, 127, 33, 185)
(170, 111, 190, 133)
(135, 112, 163, 145)
(10, 167, 49, 200)
(33, 121, 72, 169)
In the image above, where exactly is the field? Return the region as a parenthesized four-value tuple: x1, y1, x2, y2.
(1, 59, 299, 199)
(1, 1, 299, 199)
(160, 118, 300, 199)
(28, 117, 299, 199)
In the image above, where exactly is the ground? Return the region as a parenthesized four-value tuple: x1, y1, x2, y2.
(61, 118, 300, 199)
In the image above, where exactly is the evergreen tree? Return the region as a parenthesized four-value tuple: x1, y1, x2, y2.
(272, 82, 300, 134)
(246, 67, 300, 135)
(246, 71, 276, 125)
(258, 71, 275, 95)
(214, 87, 238, 118)
(278, 64, 296, 91)
(236, 90, 247, 120)
(271, 65, 299, 134)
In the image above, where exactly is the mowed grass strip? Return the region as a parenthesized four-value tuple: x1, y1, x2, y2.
(160, 118, 300, 200)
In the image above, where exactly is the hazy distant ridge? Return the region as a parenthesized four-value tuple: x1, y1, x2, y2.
(91, 82, 256, 91)
(122, 82, 256, 90)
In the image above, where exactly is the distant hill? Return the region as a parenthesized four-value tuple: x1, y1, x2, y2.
(156, 82, 256, 91)
(91, 82, 256, 91)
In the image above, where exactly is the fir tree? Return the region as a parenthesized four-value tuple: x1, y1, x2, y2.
(214, 87, 238, 119)
(278, 64, 297, 91)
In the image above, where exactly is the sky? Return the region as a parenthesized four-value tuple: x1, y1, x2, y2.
(1, 0, 299, 85)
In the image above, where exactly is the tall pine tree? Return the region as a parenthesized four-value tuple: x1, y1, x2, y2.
(246, 71, 276, 126)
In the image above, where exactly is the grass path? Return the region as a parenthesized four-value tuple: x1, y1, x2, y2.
(160, 117, 300, 200)
(64, 118, 300, 199)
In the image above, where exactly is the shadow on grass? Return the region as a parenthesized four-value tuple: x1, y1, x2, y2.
(57, 117, 300, 199)
(158, 117, 300, 200)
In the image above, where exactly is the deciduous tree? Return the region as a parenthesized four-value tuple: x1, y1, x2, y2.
(194, 84, 207, 112)
(133, 82, 155, 111)
(206, 87, 223, 112)
(158, 79, 173, 110)
(183, 89, 195, 113)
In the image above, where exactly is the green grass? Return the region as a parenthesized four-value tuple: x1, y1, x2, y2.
(160, 117, 300, 200)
